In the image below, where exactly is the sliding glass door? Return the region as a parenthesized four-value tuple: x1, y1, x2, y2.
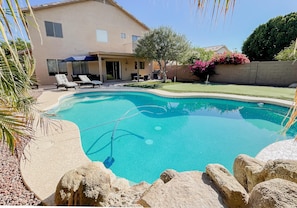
(106, 61, 120, 80)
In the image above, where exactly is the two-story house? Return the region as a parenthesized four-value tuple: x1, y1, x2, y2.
(23, 0, 151, 85)
(203, 45, 230, 54)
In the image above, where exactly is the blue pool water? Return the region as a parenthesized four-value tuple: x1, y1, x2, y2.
(48, 91, 297, 184)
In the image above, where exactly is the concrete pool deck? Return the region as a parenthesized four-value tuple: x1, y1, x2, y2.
(20, 83, 297, 205)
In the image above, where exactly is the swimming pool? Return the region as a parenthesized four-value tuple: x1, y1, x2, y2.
(49, 91, 296, 183)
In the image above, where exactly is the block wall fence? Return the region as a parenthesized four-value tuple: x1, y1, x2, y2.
(166, 61, 297, 87)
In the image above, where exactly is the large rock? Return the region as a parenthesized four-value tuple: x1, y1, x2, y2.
(206, 164, 248, 208)
(138, 171, 226, 207)
(262, 159, 297, 183)
(234, 155, 297, 193)
(248, 178, 297, 208)
(233, 154, 265, 192)
(55, 162, 150, 207)
(55, 162, 112, 206)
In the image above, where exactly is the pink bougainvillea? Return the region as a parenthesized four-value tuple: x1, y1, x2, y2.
(190, 60, 215, 81)
(211, 52, 250, 65)
(190, 52, 250, 81)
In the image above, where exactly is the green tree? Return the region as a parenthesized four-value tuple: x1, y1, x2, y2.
(135, 26, 190, 82)
(181, 47, 215, 64)
(242, 12, 297, 61)
(1, 0, 39, 154)
(275, 40, 297, 61)
(1, 38, 31, 55)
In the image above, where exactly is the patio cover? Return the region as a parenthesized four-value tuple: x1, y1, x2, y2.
(63, 55, 98, 62)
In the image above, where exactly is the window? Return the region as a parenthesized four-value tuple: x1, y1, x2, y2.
(121, 33, 126, 39)
(45, 21, 63, 38)
(96, 29, 108, 42)
(132, 35, 140, 43)
(135, 61, 145, 69)
(96, 0, 109, 4)
(140, 62, 145, 69)
(132, 35, 141, 51)
(47, 59, 67, 76)
(72, 62, 89, 75)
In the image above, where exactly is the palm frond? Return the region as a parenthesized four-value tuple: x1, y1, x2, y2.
(193, 0, 236, 16)
(0, 103, 32, 154)
(0, 0, 38, 153)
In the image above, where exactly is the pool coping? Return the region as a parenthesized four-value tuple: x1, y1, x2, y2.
(20, 85, 297, 205)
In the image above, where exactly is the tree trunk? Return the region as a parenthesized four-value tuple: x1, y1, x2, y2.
(162, 64, 167, 82)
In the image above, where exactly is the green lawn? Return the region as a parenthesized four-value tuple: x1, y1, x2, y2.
(125, 81, 296, 101)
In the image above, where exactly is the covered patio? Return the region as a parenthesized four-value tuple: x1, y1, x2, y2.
(86, 51, 153, 82)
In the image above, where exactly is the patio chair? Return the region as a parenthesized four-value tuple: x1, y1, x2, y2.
(55, 74, 78, 90)
(78, 75, 102, 88)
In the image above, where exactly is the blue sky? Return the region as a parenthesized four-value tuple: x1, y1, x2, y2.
(29, 0, 297, 52)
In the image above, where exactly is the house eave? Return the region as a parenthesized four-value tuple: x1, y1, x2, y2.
(89, 51, 136, 59)
(22, 0, 150, 31)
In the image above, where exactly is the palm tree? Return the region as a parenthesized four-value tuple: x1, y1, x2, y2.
(0, 0, 39, 155)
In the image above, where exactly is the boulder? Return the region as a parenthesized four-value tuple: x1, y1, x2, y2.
(233, 154, 265, 192)
(55, 162, 112, 206)
(138, 171, 226, 207)
(262, 159, 297, 183)
(233, 155, 297, 193)
(248, 178, 297, 208)
(206, 164, 248, 208)
(55, 162, 151, 207)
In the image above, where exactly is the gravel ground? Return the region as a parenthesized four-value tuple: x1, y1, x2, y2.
(0, 142, 42, 205)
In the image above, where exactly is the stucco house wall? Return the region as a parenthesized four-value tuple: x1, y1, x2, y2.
(24, 0, 151, 85)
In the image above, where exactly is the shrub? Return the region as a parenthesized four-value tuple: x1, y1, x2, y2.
(211, 52, 250, 65)
(190, 52, 250, 82)
(275, 40, 297, 61)
(190, 60, 215, 81)
(106, 74, 114, 80)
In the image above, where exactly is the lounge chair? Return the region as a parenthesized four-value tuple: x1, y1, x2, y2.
(55, 74, 78, 90)
(78, 75, 102, 88)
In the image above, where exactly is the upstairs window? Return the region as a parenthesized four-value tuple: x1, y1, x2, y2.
(96, 29, 108, 42)
(45, 21, 63, 38)
(132, 35, 141, 51)
(95, 0, 110, 4)
(121, 33, 126, 39)
(132, 35, 140, 43)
